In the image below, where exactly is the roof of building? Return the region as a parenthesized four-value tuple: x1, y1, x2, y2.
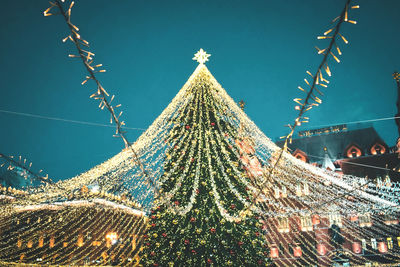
(339, 153, 400, 180)
(276, 125, 387, 163)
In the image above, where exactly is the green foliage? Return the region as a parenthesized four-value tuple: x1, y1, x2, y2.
(140, 67, 270, 266)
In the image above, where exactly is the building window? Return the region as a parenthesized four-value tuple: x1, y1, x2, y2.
(300, 215, 313, 231)
(371, 143, 386, 155)
(359, 213, 372, 227)
(277, 217, 290, 233)
(346, 145, 362, 158)
(329, 213, 342, 227)
(292, 149, 308, 163)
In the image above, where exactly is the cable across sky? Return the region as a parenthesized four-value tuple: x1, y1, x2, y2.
(0, 109, 146, 131)
(0, 108, 397, 133)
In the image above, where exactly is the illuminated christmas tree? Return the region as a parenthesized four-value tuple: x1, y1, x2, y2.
(140, 49, 268, 266)
(1, 48, 399, 266)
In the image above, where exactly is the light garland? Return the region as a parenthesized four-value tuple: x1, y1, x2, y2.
(0, 0, 399, 265)
(1, 47, 399, 265)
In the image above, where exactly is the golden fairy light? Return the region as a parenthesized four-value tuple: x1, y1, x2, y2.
(0, 0, 399, 266)
(105, 232, 118, 245)
(1, 49, 397, 264)
(245, 0, 361, 212)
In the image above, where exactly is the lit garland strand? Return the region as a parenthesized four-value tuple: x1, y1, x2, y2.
(0, 204, 146, 265)
(260, 164, 400, 264)
(245, 0, 361, 215)
(193, 60, 398, 264)
(2, 7, 400, 262)
(0, 47, 399, 265)
(44, 0, 157, 193)
(204, 92, 263, 216)
(143, 58, 398, 265)
(0, 153, 54, 186)
(159, 92, 200, 204)
(140, 62, 268, 266)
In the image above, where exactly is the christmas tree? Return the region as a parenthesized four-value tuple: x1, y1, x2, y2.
(140, 49, 269, 266)
(1, 48, 398, 266)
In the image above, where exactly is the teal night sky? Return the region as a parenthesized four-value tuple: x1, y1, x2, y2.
(0, 0, 399, 182)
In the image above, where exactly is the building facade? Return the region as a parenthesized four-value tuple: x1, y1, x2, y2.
(276, 124, 400, 181)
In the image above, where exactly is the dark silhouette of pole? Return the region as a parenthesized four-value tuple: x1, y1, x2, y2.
(393, 71, 400, 157)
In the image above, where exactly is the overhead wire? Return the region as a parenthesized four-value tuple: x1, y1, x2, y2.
(306, 154, 396, 172)
(307, 116, 400, 128)
(1, 107, 397, 137)
(0, 109, 146, 131)
(1, 108, 397, 173)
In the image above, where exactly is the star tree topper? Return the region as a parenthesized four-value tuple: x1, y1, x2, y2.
(193, 48, 211, 64)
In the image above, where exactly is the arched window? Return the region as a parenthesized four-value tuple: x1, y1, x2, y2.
(371, 143, 386, 155)
(345, 144, 362, 158)
(292, 149, 308, 163)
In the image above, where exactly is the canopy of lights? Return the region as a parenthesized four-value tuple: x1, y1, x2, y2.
(0, 48, 399, 265)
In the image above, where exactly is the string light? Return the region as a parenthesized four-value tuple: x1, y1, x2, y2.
(0, 153, 53, 185)
(1, 48, 399, 265)
(244, 0, 360, 217)
(44, 0, 159, 195)
(1, 0, 399, 266)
